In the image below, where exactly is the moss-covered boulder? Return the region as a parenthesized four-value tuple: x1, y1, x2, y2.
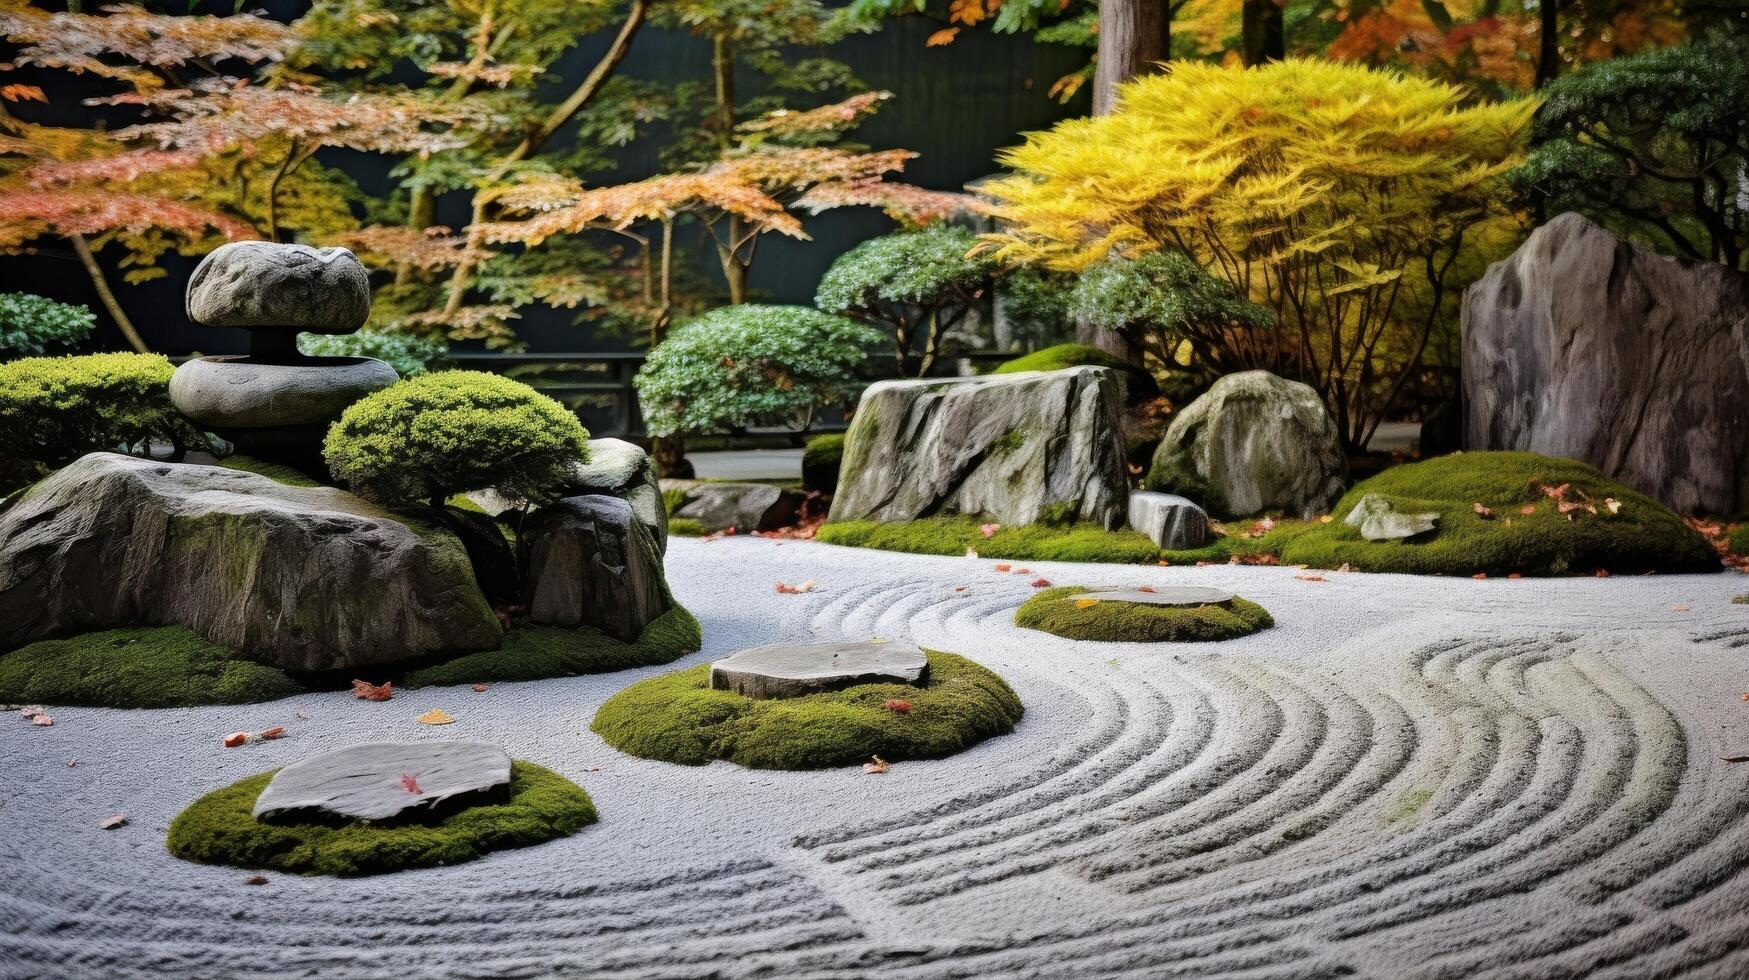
(1265, 452, 1718, 575)
(167, 760, 595, 877)
(0, 453, 501, 672)
(592, 651, 1022, 769)
(1016, 586, 1272, 642)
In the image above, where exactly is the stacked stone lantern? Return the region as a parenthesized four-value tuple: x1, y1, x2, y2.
(169, 241, 399, 471)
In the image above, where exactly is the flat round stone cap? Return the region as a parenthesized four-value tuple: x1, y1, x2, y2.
(252, 741, 512, 822)
(1074, 587, 1237, 608)
(170, 354, 398, 428)
(186, 241, 371, 332)
(710, 639, 929, 700)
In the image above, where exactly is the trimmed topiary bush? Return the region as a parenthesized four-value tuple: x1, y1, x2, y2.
(297, 328, 449, 376)
(166, 761, 596, 877)
(0, 626, 304, 708)
(1016, 586, 1272, 642)
(592, 651, 1022, 769)
(401, 606, 702, 687)
(0, 292, 95, 360)
(815, 225, 996, 376)
(325, 370, 588, 507)
(1263, 452, 1717, 576)
(802, 433, 846, 493)
(0, 353, 200, 465)
(635, 306, 882, 438)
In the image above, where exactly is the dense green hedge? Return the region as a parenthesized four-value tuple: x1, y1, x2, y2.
(0, 353, 198, 465)
(0, 292, 94, 360)
(325, 370, 587, 507)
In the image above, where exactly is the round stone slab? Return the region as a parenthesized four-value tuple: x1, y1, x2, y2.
(710, 640, 929, 700)
(252, 742, 512, 822)
(1074, 586, 1237, 608)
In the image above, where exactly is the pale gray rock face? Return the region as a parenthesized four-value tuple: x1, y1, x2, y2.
(670, 482, 805, 534)
(0, 454, 502, 671)
(709, 640, 929, 700)
(1344, 493, 1439, 541)
(828, 368, 1130, 529)
(563, 439, 667, 553)
(170, 354, 399, 429)
(1076, 587, 1236, 608)
(522, 494, 671, 641)
(1462, 212, 1749, 514)
(253, 742, 512, 822)
(185, 241, 371, 332)
(1147, 370, 1346, 520)
(1127, 491, 1211, 550)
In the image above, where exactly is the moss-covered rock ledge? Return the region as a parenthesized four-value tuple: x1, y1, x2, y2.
(167, 760, 595, 877)
(1016, 586, 1273, 642)
(592, 651, 1022, 770)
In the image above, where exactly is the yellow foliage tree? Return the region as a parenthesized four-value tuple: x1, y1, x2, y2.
(984, 59, 1537, 450)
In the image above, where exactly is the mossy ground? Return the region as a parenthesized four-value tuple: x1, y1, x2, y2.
(1015, 586, 1273, 642)
(166, 760, 595, 877)
(1256, 452, 1716, 576)
(0, 626, 304, 708)
(1729, 523, 1749, 556)
(1, 607, 701, 707)
(591, 651, 1022, 770)
(816, 514, 1237, 565)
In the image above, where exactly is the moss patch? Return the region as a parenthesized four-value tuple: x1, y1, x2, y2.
(0, 626, 304, 708)
(1260, 452, 1716, 576)
(401, 605, 702, 687)
(166, 760, 595, 877)
(591, 651, 1022, 769)
(1015, 586, 1272, 642)
(819, 515, 1167, 564)
(217, 454, 323, 488)
(668, 516, 707, 537)
(1729, 524, 1749, 557)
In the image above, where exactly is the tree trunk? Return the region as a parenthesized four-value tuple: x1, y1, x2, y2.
(71, 234, 150, 354)
(1535, 0, 1560, 87)
(1092, 0, 1174, 116)
(1241, 0, 1285, 66)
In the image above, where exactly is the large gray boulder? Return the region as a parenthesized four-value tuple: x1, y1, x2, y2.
(1463, 212, 1749, 514)
(0, 454, 501, 672)
(829, 367, 1129, 529)
(185, 241, 371, 332)
(668, 481, 806, 534)
(522, 494, 671, 641)
(1146, 371, 1346, 519)
(562, 438, 667, 552)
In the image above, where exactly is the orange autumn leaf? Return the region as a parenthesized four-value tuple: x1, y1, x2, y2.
(416, 709, 455, 725)
(1074, 598, 1100, 608)
(351, 679, 393, 702)
(926, 27, 960, 46)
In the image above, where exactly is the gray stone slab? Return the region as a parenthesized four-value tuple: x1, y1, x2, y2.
(1344, 493, 1440, 541)
(1128, 491, 1211, 550)
(253, 742, 512, 822)
(1075, 587, 1237, 608)
(710, 640, 929, 700)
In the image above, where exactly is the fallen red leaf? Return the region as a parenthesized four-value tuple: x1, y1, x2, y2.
(1595, 569, 1611, 578)
(1137, 586, 1156, 593)
(952, 585, 967, 592)
(994, 563, 1011, 572)
(401, 773, 423, 794)
(472, 682, 488, 692)
(1295, 574, 1327, 582)
(1472, 502, 1494, 519)
(244, 875, 269, 886)
(1520, 505, 1537, 516)
(883, 699, 912, 714)
(1472, 573, 1488, 580)
(979, 523, 1000, 538)
(1014, 568, 1031, 575)
(351, 679, 393, 702)
(258, 726, 286, 740)
(29, 713, 53, 727)
(1029, 578, 1052, 588)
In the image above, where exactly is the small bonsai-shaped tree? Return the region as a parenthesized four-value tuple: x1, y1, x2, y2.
(324, 371, 588, 508)
(1069, 251, 1274, 379)
(1511, 38, 1748, 271)
(634, 305, 883, 437)
(0, 293, 96, 361)
(815, 224, 995, 376)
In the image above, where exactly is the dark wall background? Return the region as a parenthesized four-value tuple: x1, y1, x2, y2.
(0, 5, 1089, 355)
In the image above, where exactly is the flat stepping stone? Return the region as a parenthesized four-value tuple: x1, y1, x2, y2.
(252, 742, 512, 822)
(1074, 587, 1237, 608)
(710, 640, 929, 700)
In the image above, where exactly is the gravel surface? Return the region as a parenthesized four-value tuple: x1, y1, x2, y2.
(4, 535, 1748, 978)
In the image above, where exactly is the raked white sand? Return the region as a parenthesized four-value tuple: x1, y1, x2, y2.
(4, 535, 1749, 978)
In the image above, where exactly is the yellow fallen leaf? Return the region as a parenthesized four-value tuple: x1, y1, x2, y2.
(417, 709, 454, 725)
(1074, 598, 1100, 608)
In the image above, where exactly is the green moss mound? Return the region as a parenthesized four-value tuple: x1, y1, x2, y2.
(402, 606, 702, 686)
(802, 433, 845, 493)
(1729, 524, 1749, 556)
(993, 343, 1159, 398)
(166, 761, 595, 877)
(1264, 452, 1716, 576)
(816, 514, 1237, 565)
(592, 651, 1022, 770)
(217, 454, 323, 487)
(0, 627, 304, 708)
(1016, 586, 1272, 642)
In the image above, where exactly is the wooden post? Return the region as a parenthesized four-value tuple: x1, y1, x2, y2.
(1093, 0, 1174, 116)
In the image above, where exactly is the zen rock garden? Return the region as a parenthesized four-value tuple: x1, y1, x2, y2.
(5, 10, 1749, 974)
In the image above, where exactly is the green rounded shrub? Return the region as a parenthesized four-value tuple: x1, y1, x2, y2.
(592, 651, 1023, 769)
(634, 305, 882, 438)
(0, 353, 198, 466)
(324, 370, 588, 507)
(297, 328, 449, 376)
(802, 433, 845, 493)
(1264, 451, 1717, 576)
(1016, 586, 1272, 642)
(0, 292, 95, 360)
(167, 761, 596, 877)
(815, 225, 996, 375)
